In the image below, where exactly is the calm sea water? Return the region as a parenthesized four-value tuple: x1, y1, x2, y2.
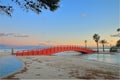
(53, 51, 120, 66)
(81, 53, 120, 65)
(0, 55, 24, 78)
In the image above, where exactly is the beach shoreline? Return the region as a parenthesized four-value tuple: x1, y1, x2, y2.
(1, 55, 119, 79)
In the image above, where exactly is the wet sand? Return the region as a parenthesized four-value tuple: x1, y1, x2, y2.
(3, 56, 120, 79)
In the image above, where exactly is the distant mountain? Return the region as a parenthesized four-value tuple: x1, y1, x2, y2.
(0, 44, 11, 49)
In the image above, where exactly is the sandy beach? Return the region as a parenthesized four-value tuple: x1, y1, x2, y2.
(2, 55, 119, 79)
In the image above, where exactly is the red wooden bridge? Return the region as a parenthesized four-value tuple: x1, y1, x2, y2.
(14, 45, 96, 56)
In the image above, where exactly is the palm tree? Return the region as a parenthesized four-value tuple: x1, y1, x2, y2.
(93, 34, 100, 52)
(100, 40, 107, 52)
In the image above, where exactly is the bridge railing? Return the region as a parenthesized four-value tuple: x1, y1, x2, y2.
(14, 45, 95, 56)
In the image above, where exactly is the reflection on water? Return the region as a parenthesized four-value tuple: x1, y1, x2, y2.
(54, 51, 120, 65)
(0, 56, 24, 78)
(53, 51, 82, 56)
(82, 53, 120, 65)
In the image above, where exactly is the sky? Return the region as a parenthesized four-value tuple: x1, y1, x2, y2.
(0, 0, 119, 47)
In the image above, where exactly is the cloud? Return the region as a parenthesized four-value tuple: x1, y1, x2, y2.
(45, 40, 51, 43)
(7, 33, 15, 36)
(0, 33, 29, 37)
(38, 40, 53, 46)
(111, 33, 120, 37)
(81, 13, 87, 17)
(14, 34, 29, 37)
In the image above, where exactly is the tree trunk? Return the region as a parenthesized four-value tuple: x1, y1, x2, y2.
(85, 43, 87, 48)
(103, 44, 105, 52)
(97, 42, 99, 53)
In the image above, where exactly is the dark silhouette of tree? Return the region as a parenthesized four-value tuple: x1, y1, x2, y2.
(93, 34, 100, 52)
(117, 28, 120, 32)
(99, 40, 107, 52)
(0, 0, 60, 16)
(116, 39, 120, 47)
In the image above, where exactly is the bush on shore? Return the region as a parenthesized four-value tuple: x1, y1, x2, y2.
(110, 46, 120, 52)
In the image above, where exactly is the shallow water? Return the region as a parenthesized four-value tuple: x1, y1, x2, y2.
(53, 51, 82, 56)
(54, 52, 120, 65)
(0, 55, 24, 78)
(82, 53, 120, 65)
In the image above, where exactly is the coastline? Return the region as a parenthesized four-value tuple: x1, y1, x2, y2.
(0, 51, 120, 79)
(0, 54, 25, 79)
(3, 55, 120, 79)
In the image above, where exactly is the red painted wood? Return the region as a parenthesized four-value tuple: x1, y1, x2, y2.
(14, 45, 96, 56)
